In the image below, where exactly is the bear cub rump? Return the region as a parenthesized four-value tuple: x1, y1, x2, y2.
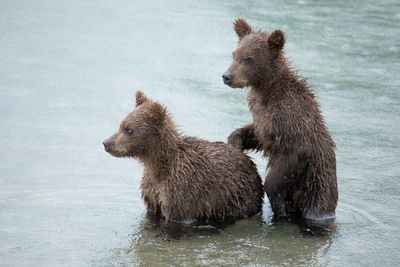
(103, 91, 263, 224)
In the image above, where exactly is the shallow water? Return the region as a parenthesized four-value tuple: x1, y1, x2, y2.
(1, 0, 399, 266)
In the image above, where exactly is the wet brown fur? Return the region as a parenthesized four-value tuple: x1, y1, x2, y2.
(224, 19, 338, 222)
(104, 91, 264, 224)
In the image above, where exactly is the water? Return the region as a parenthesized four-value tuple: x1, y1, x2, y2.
(1, 0, 399, 265)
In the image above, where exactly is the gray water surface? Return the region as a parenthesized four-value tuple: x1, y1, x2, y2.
(1, 0, 399, 266)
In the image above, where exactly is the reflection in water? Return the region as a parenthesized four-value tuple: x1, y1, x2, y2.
(272, 215, 337, 237)
(301, 218, 337, 237)
(106, 213, 334, 266)
(141, 213, 224, 241)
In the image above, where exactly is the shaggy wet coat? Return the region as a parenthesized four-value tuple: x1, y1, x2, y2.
(223, 19, 338, 221)
(103, 91, 263, 223)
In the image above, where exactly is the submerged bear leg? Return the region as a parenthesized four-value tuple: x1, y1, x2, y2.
(264, 153, 310, 218)
(264, 172, 289, 218)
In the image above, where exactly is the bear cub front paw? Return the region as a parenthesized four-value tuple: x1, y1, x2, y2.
(228, 129, 244, 150)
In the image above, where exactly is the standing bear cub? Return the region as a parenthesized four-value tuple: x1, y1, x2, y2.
(223, 19, 338, 224)
(103, 91, 263, 225)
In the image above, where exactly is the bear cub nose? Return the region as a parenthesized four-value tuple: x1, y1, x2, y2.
(103, 140, 111, 151)
(222, 73, 233, 85)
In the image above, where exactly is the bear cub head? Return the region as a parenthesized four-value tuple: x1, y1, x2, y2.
(222, 18, 285, 88)
(103, 91, 172, 159)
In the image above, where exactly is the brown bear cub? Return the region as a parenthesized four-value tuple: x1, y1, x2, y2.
(103, 91, 263, 225)
(223, 19, 338, 226)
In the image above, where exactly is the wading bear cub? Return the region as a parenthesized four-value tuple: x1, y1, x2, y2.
(103, 91, 263, 225)
(223, 19, 338, 225)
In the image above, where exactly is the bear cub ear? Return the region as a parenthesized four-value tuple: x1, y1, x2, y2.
(136, 90, 149, 107)
(268, 30, 285, 51)
(149, 102, 167, 125)
(234, 18, 253, 40)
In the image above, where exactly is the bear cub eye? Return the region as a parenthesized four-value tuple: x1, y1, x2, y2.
(244, 57, 253, 64)
(125, 128, 134, 135)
